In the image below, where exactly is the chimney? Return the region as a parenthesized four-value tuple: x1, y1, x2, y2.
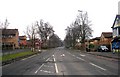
(118, 1, 120, 15)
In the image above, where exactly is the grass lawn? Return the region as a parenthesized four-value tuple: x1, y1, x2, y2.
(0, 51, 36, 62)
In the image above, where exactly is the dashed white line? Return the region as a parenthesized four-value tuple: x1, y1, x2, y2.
(72, 55, 75, 57)
(76, 57, 85, 61)
(89, 62, 106, 71)
(80, 54, 85, 57)
(53, 57, 58, 73)
(67, 52, 85, 61)
(55, 63, 58, 73)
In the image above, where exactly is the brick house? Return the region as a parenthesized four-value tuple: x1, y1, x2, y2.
(91, 37, 100, 46)
(0, 29, 19, 49)
(26, 40, 32, 48)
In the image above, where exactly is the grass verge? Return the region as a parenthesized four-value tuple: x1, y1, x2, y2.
(0, 51, 36, 62)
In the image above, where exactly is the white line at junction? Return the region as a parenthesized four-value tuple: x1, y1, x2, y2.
(35, 64, 44, 74)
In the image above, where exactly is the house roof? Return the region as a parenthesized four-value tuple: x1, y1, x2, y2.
(112, 15, 120, 28)
(89, 37, 100, 42)
(19, 36, 26, 40)
(1, 29, 18, 35)
(92, 37, 100, 40)
(101, 32, 112, 38)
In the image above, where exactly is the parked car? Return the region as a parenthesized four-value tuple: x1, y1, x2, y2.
(97, 46, 109, 52)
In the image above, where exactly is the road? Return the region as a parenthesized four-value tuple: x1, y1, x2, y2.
(2, 47, 119, 75)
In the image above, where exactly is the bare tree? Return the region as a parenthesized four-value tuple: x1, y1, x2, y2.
(36, 19, 54, 48)
(0, 19, 10, 29)
(76, 11, 92, 43)
(64, 10, 92, 48)
(25, 24, 37, 51)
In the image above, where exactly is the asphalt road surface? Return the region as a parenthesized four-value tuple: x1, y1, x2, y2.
(2, 47, 119, 75)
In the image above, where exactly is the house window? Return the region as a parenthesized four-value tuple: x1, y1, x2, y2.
(113, 28, 117, 36)
(116, 17, 120, 26)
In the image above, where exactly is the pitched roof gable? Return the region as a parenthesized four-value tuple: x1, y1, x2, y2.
(112, 15, 120, 28)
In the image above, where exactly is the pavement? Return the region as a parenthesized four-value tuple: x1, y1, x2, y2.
(2, 47, 119, 75)
(86, 51, 120, 60)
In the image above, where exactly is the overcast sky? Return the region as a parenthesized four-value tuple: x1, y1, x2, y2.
(0, 0, 119, 40)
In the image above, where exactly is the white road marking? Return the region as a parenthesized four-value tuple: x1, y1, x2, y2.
(61, 54, 65, 57)
(89, 62, 106, 71)
(22, 55, 36, 60)
(67, 51, 85, 61)
(62, 54, 65, 57)
(72, 55, 75, 57)
(35, 64, 44, 74)
(52, 55, 54, 57)
(67, 52, 71, 55)
(35, 57, 51, 74)
(46, 57, 50, 61)
(43, 65, 54, 68)
(55, 63, 58, 73)
(53, 57, 58, 73)
(76, 57, 85, 61)
(80, 54, 85, 57)
(40, 70, 54, 74)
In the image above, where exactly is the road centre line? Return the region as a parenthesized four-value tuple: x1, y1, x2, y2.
(89, 62, 106, 71)
(53, 57, 58, 73)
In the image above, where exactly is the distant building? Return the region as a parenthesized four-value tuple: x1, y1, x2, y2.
(99, 32, 112, 50)
(91, 37, 100, 45)
(26, 40, 32, 48)
(99, 32, 112, 45)
(19, 36, 27, 48)
(35, 38, 41, 49)
(0, 29, 19, 49)
(87, 37, 100, 51)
